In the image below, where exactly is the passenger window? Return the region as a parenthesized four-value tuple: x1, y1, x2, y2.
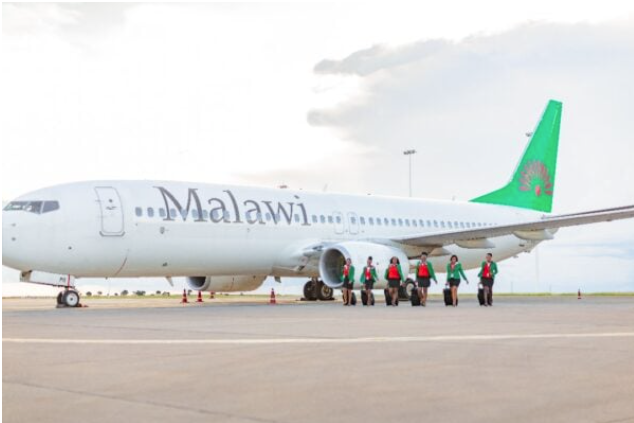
(427, 220, 432, 227)
(336, 216, 342, 224)
(419, 219, 425, 227)
(360, 217, 365, 225)
(224, 211, 231, 221)
(460, 222, 465, 228)
(294, 214, 300, 223)
(448, 221, 453, 228)
(466, 222, 471, 228)
(377, 218, 382, 226)
(135, 207, 143, 217)
(351, 216, 357, 224)
(391, 218, 396, 226)
(147, 207, 154, 218)
(312, 215, 318, 224)
(412, 220, 417, 227)
(454, 221, 459, 228)
(159, 208, 166, 218)
(398, 218, 403, 226)
(440, 221, 446, 228)
(433, 220, 438, 228)
(320, 215, 326, 224)
(203, 210, 209, 219)
(369, 217, 374, 225)
(170, 208, 177, 218)
(192, 209, 200, 219)
(405, 219, 410, 226)
(384, 218, 389, 226)
(328, 216, 333, 224)
(265, 213, 272, 221)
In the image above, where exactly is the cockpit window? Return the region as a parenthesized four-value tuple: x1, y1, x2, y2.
(4, 201, 59, 214)
(42, 201, 60, 213)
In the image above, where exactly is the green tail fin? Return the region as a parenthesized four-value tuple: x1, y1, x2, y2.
(471, 100, 562, 213)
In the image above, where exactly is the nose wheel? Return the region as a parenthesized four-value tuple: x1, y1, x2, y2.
(57, 289, 82, 308)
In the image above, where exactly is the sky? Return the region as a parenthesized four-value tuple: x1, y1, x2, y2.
(2, 2, 634, 296)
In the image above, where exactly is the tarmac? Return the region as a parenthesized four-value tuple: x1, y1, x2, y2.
(3, 295, 634, 423)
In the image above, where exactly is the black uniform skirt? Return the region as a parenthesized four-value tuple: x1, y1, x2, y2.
(388, 278, 401, 288)
(342, 277, 353, 289)
(417, 277, 431, 288)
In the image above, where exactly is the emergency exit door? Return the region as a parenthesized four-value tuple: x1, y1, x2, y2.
(95, 187, 125, 236)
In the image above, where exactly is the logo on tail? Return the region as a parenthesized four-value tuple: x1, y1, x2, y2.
(518, 160, 553, 197)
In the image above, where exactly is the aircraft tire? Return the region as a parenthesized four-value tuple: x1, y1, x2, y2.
(303, 281, 317, 301)
(62, 290, 80, 307)
(316, 281, 334, 301)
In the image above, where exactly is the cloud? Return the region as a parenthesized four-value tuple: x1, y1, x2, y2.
(2, 3, 134, 36)
(308, 19, 634, 208)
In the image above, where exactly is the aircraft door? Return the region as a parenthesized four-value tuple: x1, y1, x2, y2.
(95, 186, 125, 236)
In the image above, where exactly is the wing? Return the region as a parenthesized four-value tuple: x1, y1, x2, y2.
(391, 205, 634, 248)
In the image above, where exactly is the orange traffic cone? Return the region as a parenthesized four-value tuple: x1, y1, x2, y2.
(196, 290, 204, 303)
(269, 288, 276, 305)
(578, 289, 581, 300)
(209, 291, 215, 299)
(181, 289, 188, 304)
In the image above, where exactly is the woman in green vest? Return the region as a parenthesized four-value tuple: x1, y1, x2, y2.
(478, 253, 498, 306)
(384, 256, 405, 306)
(360, 256, 379, 306)
(340, 257, 355, 306)
(446, 254, 468, 307)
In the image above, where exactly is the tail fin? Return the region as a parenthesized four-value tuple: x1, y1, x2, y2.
(471, 100, 562, 213)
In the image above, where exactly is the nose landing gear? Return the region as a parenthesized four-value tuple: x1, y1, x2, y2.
(56, 289, 83, 308)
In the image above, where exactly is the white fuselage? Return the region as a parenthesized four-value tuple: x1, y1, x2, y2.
(2, 181, 543, 281)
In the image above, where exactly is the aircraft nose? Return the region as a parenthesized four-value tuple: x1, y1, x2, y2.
(2, 207, 35, 272)
(2, 210, 21, 268)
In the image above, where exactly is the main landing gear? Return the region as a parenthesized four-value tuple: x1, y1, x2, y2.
(303, 278, 334, 301)
(56, 288, 83, 308)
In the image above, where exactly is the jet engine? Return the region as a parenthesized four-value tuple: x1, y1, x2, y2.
(319, 241, 409, 289)
(186, 275, 267, 292)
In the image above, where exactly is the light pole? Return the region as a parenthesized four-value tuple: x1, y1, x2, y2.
(403, 149, 417, 197)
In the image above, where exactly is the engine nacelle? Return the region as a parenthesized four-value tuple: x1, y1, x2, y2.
(319, 242, 410, 288)
(186, 275, 266, 292)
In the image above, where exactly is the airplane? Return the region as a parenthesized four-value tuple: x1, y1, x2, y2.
(3, 100, 634, 307)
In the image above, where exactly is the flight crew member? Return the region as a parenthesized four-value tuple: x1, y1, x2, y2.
(360, 256, 379, 306)
(415, 252, 437, 306)
(478, 253, 498, 306)
(446, 255, 468, 307)
(340, 258, 356, 306)
(385, 257, 405, 306)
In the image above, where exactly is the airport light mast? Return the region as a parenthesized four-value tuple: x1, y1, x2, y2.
(403, 149, 417, 197)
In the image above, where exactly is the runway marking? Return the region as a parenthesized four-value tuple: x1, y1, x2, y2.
(4, 332, 634, 345)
